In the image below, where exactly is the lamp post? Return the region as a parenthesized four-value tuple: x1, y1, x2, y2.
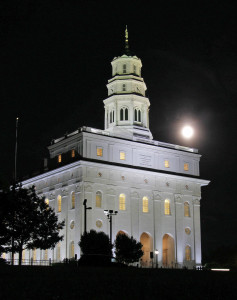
(155, 249, 159, 268)
(83, 199, 92, 234)
(104, 210, 118, 244)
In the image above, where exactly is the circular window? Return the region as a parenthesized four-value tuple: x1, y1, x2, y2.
(96, 220, 102, 228)
(70, 221, 75, 229)
(185, 227, 191, 235)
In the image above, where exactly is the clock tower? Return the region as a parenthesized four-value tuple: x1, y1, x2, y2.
(103, 27, 153, 140)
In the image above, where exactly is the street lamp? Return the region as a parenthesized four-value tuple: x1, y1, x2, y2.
(83, 199, 92, 234)
(155, 249, 159, 268)
(104, 210, 118, 244)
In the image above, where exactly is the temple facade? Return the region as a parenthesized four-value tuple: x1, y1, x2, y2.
(18, 29, 209, 268)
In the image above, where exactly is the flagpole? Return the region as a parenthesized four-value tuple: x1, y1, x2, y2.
(14, 117, 19, 184)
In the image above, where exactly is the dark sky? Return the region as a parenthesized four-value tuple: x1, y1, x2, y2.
(1, 0, 236, 256)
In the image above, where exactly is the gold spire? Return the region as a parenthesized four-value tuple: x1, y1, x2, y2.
(125, 25, 130, 55)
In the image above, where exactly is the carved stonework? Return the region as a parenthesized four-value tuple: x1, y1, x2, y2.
(98, 172, 102, 177)
(144, 179, 148, 184)
(62, 189, 68, 196)
(49, 193, 55, 200)
(106, 188, 116, 195)
(153, 191, 161, 200)
(175, 194, 182, 203)
(84, 184, 93, 192)
(130, 191, 139, 198)
(185, 185, 189, 190)
(121, 176, 125, 181)
(166, 182, 170, 187)
(192, 198, 200, 205)
(75, 184, 82, 192)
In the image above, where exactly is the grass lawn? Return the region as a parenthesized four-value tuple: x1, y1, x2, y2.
(0, 265, 236, 299)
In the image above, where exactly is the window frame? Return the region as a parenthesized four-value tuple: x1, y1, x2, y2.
(57, 195, 62, 213)
(142, 196, 149, 213)
(96, 191, 102, 208)
(97, 147, 103, 157)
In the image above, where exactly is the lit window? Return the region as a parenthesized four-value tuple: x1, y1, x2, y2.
(185, 245, 191, 261)
(122, 84, 126, 91)
(164, 199, 170, 215)
(22, 250, 25, 262)
(184, 202, 190, 217)
(119, 194, 126, 210)
(143, 197, 149, 213)
(184, 163, 189, 171)
(96, 191, 102, 208)
(44, 249, 48, 260)
(33, 248, 36, 261)
(70, 241, 74, 259)
(123, 64, 126, 73)
(71, 149, 75, 158)
(97, 147, 103, 157)
(120, 151, 126, 160)
(58, 154, 62, 163)
(2, 253, 6, 259)
(57, 243, 60, 261)
(71, 192, 75, 209)
(57, 195, 62, 212)
(164, 160, 169, 168)
(45, 198, 49, 206)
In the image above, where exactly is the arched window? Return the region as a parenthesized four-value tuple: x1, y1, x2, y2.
(57, 195, 62, 212)
(96, 191, 102, 208)
(123, 64, 126, 73)
(185, 245, 191, 261)
(120, 107, 129, 121)
(184, 202, 190, 217)
(58, 154, 62, 163)
(120, 108, 124, 120)
(164, 199, 171, 215)
(143, 196, 149, 213)
(119, 194, 126, 210)
(71, 149, 75, 158)
(122, 84, 126, 91)
(71, 192, 75, 209)
(56, 243, 60, 261)
(134, 108, 141, 122)
(125, 108, 128, 120)
(70, 241, 74, 259)
(110, 111, 112, 123)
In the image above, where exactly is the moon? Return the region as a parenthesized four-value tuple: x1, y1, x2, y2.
(182, 126, 194, 138)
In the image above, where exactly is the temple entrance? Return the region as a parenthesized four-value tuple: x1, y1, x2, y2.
(140, 232, 152, 267)
(162, 234, 175, 268)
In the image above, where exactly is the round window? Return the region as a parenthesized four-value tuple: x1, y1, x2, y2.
(185, 227, 191, 235)
(96, 220, 102, 228)
(70, 221, 75, 229)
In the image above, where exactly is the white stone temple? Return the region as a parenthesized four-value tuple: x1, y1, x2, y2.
(18, 28, 209, 268)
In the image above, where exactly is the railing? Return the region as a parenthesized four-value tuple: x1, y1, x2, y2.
(6, 259, 53, 266)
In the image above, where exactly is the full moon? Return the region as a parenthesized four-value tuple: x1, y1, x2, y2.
(182, 126, 194, 138)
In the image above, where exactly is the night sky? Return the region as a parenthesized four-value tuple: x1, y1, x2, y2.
(1, 1, 236, 257)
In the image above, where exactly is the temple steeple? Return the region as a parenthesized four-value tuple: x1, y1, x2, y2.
(103, 28, 153, 140)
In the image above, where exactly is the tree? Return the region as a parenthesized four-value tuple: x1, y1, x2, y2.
(79, 230, 113, 257)
(115, 233, 143, 265)
(0, 185, 65, 265)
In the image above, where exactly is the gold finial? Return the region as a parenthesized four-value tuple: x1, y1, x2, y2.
(125, 25, 130, 55)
